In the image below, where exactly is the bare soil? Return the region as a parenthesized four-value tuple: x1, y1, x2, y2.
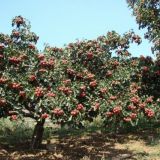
(0, 130, 160, 160)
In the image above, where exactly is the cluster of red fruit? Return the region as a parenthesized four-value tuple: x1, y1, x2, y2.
(9, 56, 22, 64)
(123, 113, 137, 122)
(47, 92, 56, 97)
(52, 108, 64, 116)
(112, 106, 122, 114)
(19, 91, 26, 98)
(145, 108, 155, 118)
(15, 16, 24, 25)
(39, 58, 54, 68)
(34, 87, 44, 97)
(10, 115, 18, 120)
(0, 77, 7, 84)
(12, 31, 20, 37)
(0, 43, 5, 50)
(28, 44, 35, 50)
(28, 75, 36, 82)
(70, 109, 79, 117)
(86, 52, 94, 60)
(130, 96, 140, 105)
(132, 35, 141, 44)
(9, 82, 21, 90)
(41, 113, 49, 119)
(89, 80, 97, 88)
(0, 98, 6, 106)
(76, 104, 84, 111)
(58, 86, 72, 95)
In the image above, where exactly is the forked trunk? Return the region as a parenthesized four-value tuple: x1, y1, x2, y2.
(30, 119, 45, 149)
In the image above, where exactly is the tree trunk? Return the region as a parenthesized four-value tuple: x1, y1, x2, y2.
(30, 119, 45, 149)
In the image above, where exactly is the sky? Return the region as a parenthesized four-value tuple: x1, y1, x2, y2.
(0, 0, 155, 57)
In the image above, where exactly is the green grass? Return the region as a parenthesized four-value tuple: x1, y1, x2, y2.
(0, 118, 33, 146)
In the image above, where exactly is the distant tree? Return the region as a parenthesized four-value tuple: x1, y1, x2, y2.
(127, 0, 160, 57)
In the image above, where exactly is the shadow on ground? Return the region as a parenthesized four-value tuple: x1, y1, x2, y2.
(1, 120, 160, 160)
(1, 130, 153, 160)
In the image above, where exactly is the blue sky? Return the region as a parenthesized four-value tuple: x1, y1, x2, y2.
(0, 0, 155, 57)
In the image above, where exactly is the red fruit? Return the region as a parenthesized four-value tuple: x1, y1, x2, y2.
(0, 77, 7, 84)
(130, 113, 137, 119)
(89, 80, 97, 87)
(128, 105, 136, 110)
(86, 73, 95, 80)
(28, 44, 35, 50)
(109, 96, 117, 101)
(100, 88, 108, 94)
(0, 44, 4, 49)
(145, 108, 154, 118)
(106, 71, 112, 77)
(142, 66, 149, 72)
(79, 92, 86, 98)
(123, 117, 131, 122)
(15, 17, 24, 25)
(9, 56, 22, 64)
(71, 109, 79, 117)
(87, 52, 93, 59)
(146, 97, 153, 103)
(139, 103, 146, 109)
(0, 98, 6, 106)
(130, 96, 140, 104)
(52, 108, 64, 116)
(41, 113, 49, 119)
(67, 68, 75, 75)
(19, 91, 26, 98)
(94, 102, 100, 110)
(13, 31, 20, 37)
(39, 68, 47, 73)
(76, 104, 84, 111)
(10, 82, 21, 90)
(34, 87, 44, 97)
(11, 115, 17, 120)
(29, 75, 36, 82)
(52, 47, 59, 52)
(37, 54, 45, 60)
(80, 85, 86, 91)
(131, 89, 138, 94)
(63, 79, 71, 85)
(39, 60, 47, 67)
(47, 92, 56, 97)
(113, 106, 122, 114)
(155, 70, 160, 76)
(76, 73, 83, 79)
(61, 87, 72, 95)
(106, 111, 113, 117)
(48, 58, 54, 67)
(0, 54, 4, 59)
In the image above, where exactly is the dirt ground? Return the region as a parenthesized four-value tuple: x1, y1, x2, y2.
(0, 130, 160, 160)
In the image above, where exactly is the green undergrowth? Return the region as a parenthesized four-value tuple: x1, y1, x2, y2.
(0, 116, 160, 148)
